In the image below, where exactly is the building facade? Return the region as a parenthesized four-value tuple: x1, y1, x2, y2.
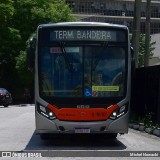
(66, 0, 160, 34)
(65, 0, 160, 66)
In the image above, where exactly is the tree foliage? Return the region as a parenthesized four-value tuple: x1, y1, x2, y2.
(13, 0, 75, 42)
(0, 0, 21, 89)
(138, 34, 156, 67)
(0, 0, 76, 100)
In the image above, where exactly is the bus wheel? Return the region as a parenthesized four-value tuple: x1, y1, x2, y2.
(40, 133, 50, 140)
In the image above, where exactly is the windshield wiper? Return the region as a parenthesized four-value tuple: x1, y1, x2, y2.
(92, 42, 108, 71)
(58, 42, 72, 72)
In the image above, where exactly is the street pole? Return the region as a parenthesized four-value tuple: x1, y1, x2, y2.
(132, 0, 142, 68)
(144, 0, 151, 67)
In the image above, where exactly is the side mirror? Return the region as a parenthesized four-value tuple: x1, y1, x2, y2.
(131, 46, 134, 62)
(130, 46, 136, 93)
(130, 46, 135, 69)
(27, 37, 36, 69)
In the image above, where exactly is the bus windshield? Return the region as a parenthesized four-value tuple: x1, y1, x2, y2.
(38, 43, 126, 98)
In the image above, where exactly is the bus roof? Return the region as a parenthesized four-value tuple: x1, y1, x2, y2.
(38, 22, 128, 30)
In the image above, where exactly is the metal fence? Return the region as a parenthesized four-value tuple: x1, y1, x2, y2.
(131, 65, 160, 124)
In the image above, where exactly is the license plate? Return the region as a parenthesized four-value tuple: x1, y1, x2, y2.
(5, 95, 9, 98)
(75, 128, 90, 133)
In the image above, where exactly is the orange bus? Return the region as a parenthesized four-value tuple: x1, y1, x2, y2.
(29, 22, 131, 140)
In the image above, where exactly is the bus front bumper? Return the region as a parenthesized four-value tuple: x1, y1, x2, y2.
(35, 112, 129, 134)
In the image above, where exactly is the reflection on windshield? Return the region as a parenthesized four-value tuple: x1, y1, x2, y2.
(39, 45, 126, 98)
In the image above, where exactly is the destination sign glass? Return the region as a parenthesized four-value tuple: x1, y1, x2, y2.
(49, 29, 126, 42)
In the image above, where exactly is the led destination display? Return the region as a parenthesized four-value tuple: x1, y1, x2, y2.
(50, 29, 126, 41)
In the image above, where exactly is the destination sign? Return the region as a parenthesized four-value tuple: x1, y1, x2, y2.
(50, 29, 124, 41)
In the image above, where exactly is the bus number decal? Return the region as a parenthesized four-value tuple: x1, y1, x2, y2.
(92, 112, 107, 117)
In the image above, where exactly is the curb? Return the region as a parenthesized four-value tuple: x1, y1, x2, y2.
(129, 123, 160, 137)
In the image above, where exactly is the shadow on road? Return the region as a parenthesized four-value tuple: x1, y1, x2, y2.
(24, 131, 126, 151)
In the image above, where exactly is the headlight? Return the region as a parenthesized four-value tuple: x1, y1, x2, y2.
(110, 110, 118, 120)
(37, 104, 56, 120)
(49, 112, 53, 116)
(113, 112, 117, 116)
(109, 104, 128, 120)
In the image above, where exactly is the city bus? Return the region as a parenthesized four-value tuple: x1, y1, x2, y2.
(29, 22, 132, 139)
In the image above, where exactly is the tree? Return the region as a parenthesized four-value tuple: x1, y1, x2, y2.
(12, 0, 76, 44)
(0, 0, 21, 89)
(138, 34, 156, 67)
(15, 0, 76, 84)
(0, 0, 76, 100)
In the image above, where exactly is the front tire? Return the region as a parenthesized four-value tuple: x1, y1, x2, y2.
(3, 104, 8, 107)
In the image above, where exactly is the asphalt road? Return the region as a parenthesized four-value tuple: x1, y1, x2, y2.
(0, 105, 160, 160)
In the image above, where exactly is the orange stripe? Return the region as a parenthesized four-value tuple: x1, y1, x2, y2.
(48, 104, 118, 121)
